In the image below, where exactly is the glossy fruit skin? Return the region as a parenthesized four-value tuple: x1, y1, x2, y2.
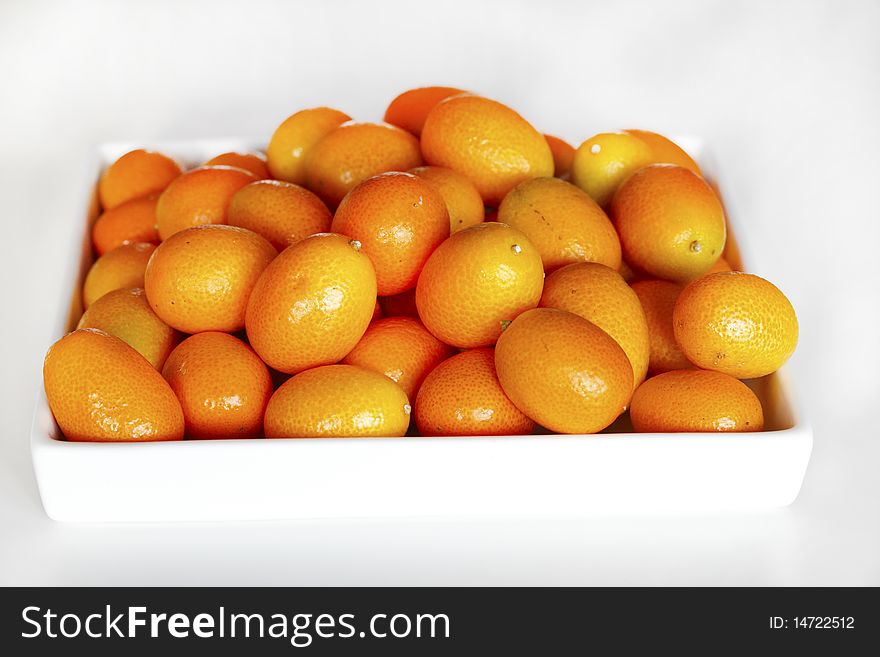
(383, 86, 465, 137)
(570, 132, 653, 208)
(631, 279, 694, 375)
(245, 233, 377, 374)
(266, 107, 351, 185)
(624, 129, 702, 175)
(98, 149, 181, 210)
(43, 328, 184, 442)
(673, 272, 798, 379)
(162, 332, 272, 439)
(495, 307, 633, 434)
(610, 164, 727, 282)
(82, 242, 156, 308)
(540, 262, 650, 388)
(421, 95, 554, 206)
(415, 348, 534, 436)
(92, 195, 160, 256)
(544, 134, 575, 179)
(205, 152, 270, 179)
(497, 177, 621, 272)
(156, 165, 257, 240)
(331, 172, 450, 296)
(630, 369, 764, 432)
(227, 179, 332, 251)
(77, 287, 181, 370)
(264, 364, 411, 438)
(416, 222, 544, 348)
(410, 165, 485, 233)
(144, 225, 277, 334)
(704, 255, 733, 275)
(342, 316, 454, 399)
(304, 121, 423, 208)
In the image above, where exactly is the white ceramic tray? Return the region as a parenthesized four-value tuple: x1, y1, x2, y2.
(30, 138, 812, 522)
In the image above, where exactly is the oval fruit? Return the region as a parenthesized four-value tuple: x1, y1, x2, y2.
(421, 95, 554, 206)
(205, 152, 270, 179)
(415, 348, 534, 436)
(156, 165, 257, 239)
(415, 222, 544, 348)
(410, 165, 485, 233)
(544, 134, 575, 179)
(497, 177, 621, 272)
(624, 129, 701, 175)
(610, 164, 726, 282)
(264, 364, 410, 438)
(92, 195, 160, 256)
(266, 107, 351, 184)
(162, 332, 272, 439)
(144, 225, 277, 334)
(43, 328, 184, 441)
(383, 86, 465, 136)
(331, 172, 449, 296)
(570, 132, 653, 208)
(673, 272, 798, 379)
(495, 307, 633, 434)
(82, 242, 156, 308)
(342, 316, 454, 399)
(304, 121, 423, 208)
(98, 149, 181, 210)
(77, 287, 181, 370)
(630, 369, 764, 432)
(227, 179, 332, 251)
(540, 262, 649, 388)
(245, 233, 377, 374)
(631, 279, 694, 375)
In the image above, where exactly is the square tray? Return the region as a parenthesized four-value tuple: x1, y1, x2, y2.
(29, 138, 812, 521)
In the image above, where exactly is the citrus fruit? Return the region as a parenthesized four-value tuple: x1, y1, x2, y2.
(630, 369, 764, 432)
(82, 242, 156, 308)
(43, 328, 184, 441)
(227, 179, 332, 251)
(570, 132, 653, 208)
(304, 121, 423, 208)
(497, 176, 621, 271)
(98, 149, 182, 210)
(673, 272, 798, 379)
(205, 151, 270, 179)
(416, 222, 544, 348)
(410, 165, 484, 233)
(630, 279, 694, 375)
(245, 232, 377, 374)
(494, 307, 633, 433)
(624, 129, 701, 175)
(610, 164, 726, 282)
(77, 287, 181, 370)
(415, 347, 534, 436)
(544, 134, 575, 178)
(540, 262, 649, 388)
(264, 364, 410, 438)
(266, 107, 351, 184)
(331, 172, 449, 296)
(383, 86, 465, 136)
(144, 225, 277, 334)
(162, 331, 272, 439)
(342, 316, 454, 399)
(379, 288, 419, 318)
(421, 94, 554, 206)
(91, 195, 160, 256)
(155, 165, 256, 239)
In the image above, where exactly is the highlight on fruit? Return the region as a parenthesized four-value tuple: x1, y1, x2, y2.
(43, 86, 799, 442)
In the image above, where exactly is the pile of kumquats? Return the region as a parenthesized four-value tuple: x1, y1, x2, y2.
(43, 86, 798, 441)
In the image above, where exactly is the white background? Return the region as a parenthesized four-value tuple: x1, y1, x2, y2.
(1, 0, 878, 585)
